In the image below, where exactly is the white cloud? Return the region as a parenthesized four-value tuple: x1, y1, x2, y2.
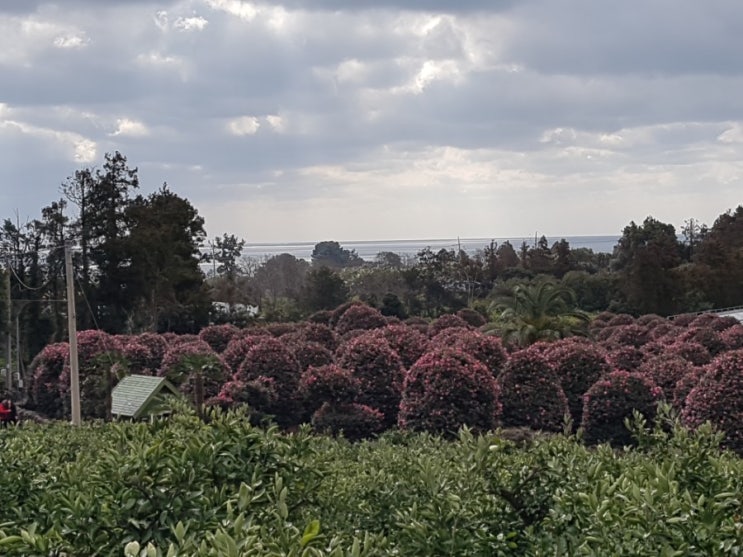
(111, 118, 149, 137)
(174, 16, 208, 31)
(204, 0, 258, 21)
(227, 116, 260, 136)
(718, 123, 743, 144)
(53, 33, 89, 49)
(266, 114, 285, 133)
(0, 118, 96, 163)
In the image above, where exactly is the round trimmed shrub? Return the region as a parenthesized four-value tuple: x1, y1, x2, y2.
(666, 341, 711, 366)
(682, 349, 743, 454)
(607, 324, 649, 348)
(648, 323, 682, 341)
(581, 370, 663, 446)
(159, 341, 230, 399)
(58, 330, 124, 419)
(312, 402, 384, 441)
(266, 323, 300, 337)
(222, 335, 268, 373)
(289, 341, 334, 371)
(605, 345, 645, 372)
(121, 341, 155, 375)
(29, 342, 68, 418)
(721, 324, 743, 351)
(218, 376, 278, 423)
(399, 348, 502, 436)
(296, 323, 338, 351)
(677, 327, 726, 357)
(431, 329, 508, 376)
(336, 336, 405, 428)
(199, 324, 240, 353)
(672, 368, 705, 411)
(428, 314, 471, 337)
(708, 315, 740, 332)
(547, 340, 610, 427)
(497, 348, 569, 432)
(135, 333, 169, 370)
(329, 300, 367, 328)
(170, 334, 200, 346)
(592, 311, 616, 326)
(689, 313, 719, 328)
(638, 355, 694, 400)
(335, 304, 388, 335)
(607, 314, 635, 327)
(363, 324, 429, 370)
(670, 314, 696, 327)
(299, 364, 359, 412)
(636, 314, 666, 327)
(236, 337, 302, 426)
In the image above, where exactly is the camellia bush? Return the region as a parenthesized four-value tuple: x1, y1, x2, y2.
(398, 348, 502, 436)
(158, 340, 230, 400)
(682, 349, 743, 455)
(311, 402, 384, 441)
(288, 341, 335, 372)
(120, 341, 155, 375)
(298, 364, 359, 411)
(638, 355, 695, 400)
(134, 332, 169, 370)
(221, 334, 268, 373)
(28, 342, 69, 418)
(336, 336, 405, 428)
(335, 304, 388, 336)
(546, 339, 610, 427)
(721, 324, 743, 350)
(428, 313, 471, 337)
(581, 370, 663, 446)
(198, 323, 240, 353)
(497, 348, 569, 432)
(58, 329, 124, 419)
(235, 337, 303, 427)
(358, 324, 429, 370)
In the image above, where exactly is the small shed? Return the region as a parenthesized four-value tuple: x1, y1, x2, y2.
(111, 375, 181, 420)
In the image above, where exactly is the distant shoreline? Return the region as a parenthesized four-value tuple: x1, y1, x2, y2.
(237, 235, 621, 261)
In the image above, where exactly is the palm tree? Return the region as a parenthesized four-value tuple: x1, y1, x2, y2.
(483, 281, 589, 347)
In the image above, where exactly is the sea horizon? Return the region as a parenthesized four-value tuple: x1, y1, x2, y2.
(237, 235, 621, 261)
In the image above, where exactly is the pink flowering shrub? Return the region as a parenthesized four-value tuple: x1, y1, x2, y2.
(299, 364, 359, 412)
(431, 329, 508, 376)
(665, 341, 711, 366)
(638, 355, 694, 400)
(362, 324, 429, 370)
(329, 300, 367, 328)
(672, 368, 705, 411)
(336, 336, 405, 428)
(581, 370, 662, 446)
(635, 314, 666, 327)
(135, 333, 169, 370)
(289, 341, 335, 371)
(592, 311, 616, 326)
(497, 349, 569, 432)
(29, 342, 69, 418)
(689, 313, 719, 328)
(307, 310, 333, 325)
(59, 330, 124, 419)
(404, 316, 431, 335)
(677, 327, 726, 357)
(170, 334, 200, 346)
(595, 327, 617, 343)
(312, 402, 384, 441)
(607, 324, 650, 348)
(721, 324, 743, 350)
(546, 340, 610, 427)
(607, 314, 635, 327)
(159, 341, 230, 399)
(235, 337, 302, 426)
(295, 323, 338, 351)
(456, 308, 487, 327)
(335, 304, 388, 335)
(605, 345, 645, 372)
(708, 315, 739, 332)
(399, 349, 502, 436)
(648, 323, 682, 342)
(222, 335, 268, 373)
(428, 314, 471, 337)
(199, 324, 240, 353)
(121, 341, 155, 375)
(266, 323, 300, 337)
(670, 314, 696, 327)
(682, 350, 743, 454)
(217, 376, 278, 423)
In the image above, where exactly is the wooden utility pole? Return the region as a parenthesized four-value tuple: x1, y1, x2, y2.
(64, 242, 81, 426)
(4, 266, 11, 395)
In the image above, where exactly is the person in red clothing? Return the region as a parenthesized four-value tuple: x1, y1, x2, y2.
(0, 400, 10, 426)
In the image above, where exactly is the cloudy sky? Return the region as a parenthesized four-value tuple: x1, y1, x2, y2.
(1, 0, 742, 243)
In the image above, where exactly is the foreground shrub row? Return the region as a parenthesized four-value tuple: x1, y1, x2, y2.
(0, 407, 741, 556)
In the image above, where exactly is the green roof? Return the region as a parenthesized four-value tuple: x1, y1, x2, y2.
(111, 375, 181, 419)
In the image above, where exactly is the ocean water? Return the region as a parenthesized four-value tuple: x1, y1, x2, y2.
(240, 235, 620, 262)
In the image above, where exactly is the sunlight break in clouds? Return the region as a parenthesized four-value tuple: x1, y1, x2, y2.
(227, 116, 261, 136)
(111, 119, 149, 138)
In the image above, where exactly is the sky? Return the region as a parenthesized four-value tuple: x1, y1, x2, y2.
(1, 0, 742, 243)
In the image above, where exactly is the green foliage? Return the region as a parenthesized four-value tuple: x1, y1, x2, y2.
(1, 409, 743, 555)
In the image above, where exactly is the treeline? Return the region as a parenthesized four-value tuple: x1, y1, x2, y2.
(1, 152, 743, 372)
